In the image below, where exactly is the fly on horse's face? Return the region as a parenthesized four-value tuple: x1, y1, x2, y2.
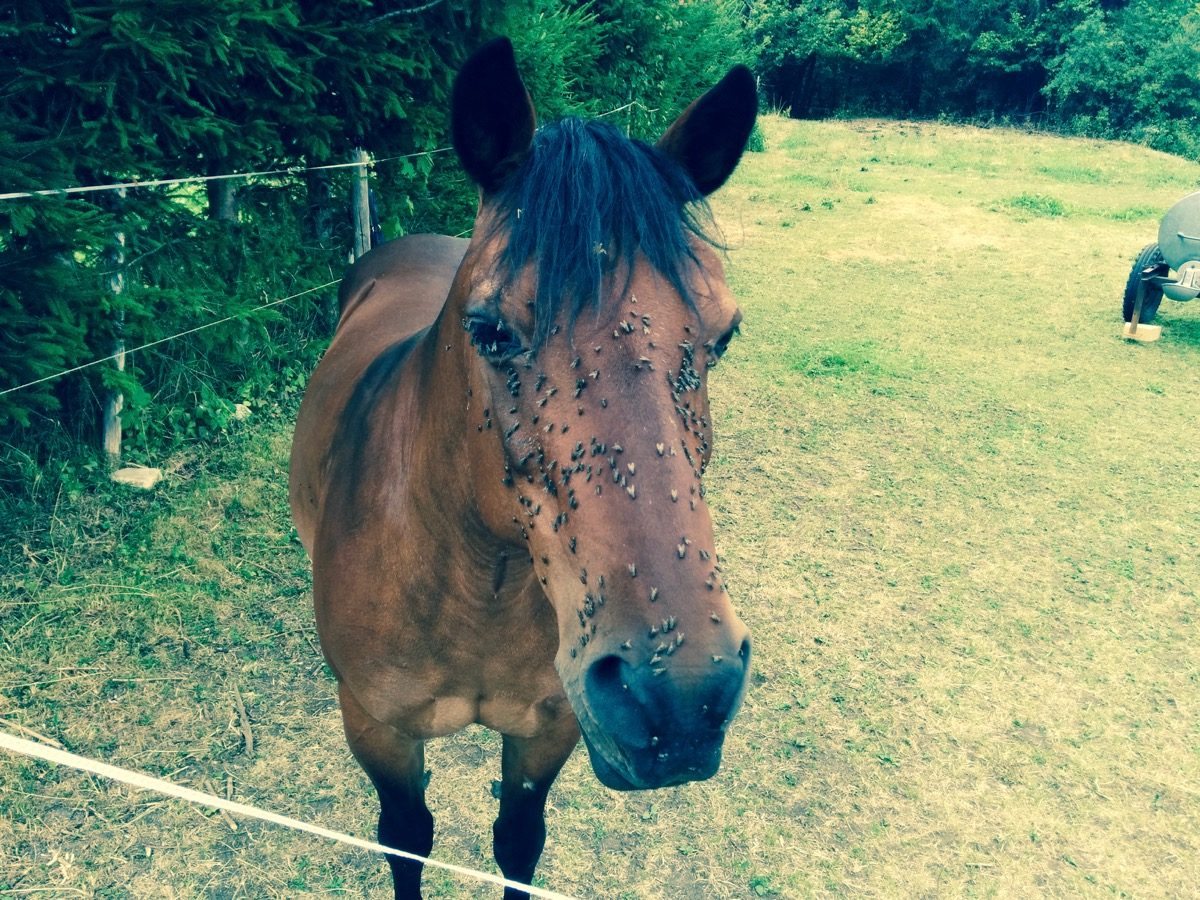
(452, 43, 756, 791)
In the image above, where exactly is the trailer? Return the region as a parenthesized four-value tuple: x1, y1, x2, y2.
(1122, 190, 1200, 340)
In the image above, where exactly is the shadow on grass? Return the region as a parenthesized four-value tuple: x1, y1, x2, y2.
(1161, 312, 1200, 353)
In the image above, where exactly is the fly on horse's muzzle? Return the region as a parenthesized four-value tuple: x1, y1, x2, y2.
(571, 628, 752, 790)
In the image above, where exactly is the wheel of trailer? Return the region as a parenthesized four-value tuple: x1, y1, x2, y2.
(1123, 242, 1168, 323)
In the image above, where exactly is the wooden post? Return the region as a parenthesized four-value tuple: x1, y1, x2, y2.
(351, 147, 372, 261)
(1129, 278, 1144, 332)
(207, 178, 237, 221)
(102, 188, 126, 471)
(1122, 274, 1162, 342)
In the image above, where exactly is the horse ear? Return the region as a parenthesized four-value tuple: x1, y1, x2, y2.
(657, 66, 757, 196)
(452, 38, 536, 195)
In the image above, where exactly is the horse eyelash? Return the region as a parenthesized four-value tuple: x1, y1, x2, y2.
(463, 314, 525, 365)
(705, 323, 740, 366)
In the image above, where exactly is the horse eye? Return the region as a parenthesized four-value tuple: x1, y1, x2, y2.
(463, 314, 524, 365)
(705, 323, 740, 368)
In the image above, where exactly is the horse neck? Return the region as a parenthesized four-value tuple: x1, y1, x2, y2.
(401, 294, 517, 547)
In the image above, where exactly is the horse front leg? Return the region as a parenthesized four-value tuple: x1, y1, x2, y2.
(339, 684, 434, 900)
(493, 715, 581, 899)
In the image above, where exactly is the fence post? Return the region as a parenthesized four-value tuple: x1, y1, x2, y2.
(102, 188, 126, 472)
(207, 178, 238, 221)
(350, 147, 372, 261)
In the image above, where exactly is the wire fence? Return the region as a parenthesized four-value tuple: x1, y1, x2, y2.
(2, 96, 658, 204)
(0, 279, 343, 398)
(0, 99, 646, 401)
(0, 148, 453, 202)
(0, 145, 460, 405)
(0, 730, 577, 900)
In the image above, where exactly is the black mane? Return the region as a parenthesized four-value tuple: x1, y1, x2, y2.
(488, 118, 719, 348)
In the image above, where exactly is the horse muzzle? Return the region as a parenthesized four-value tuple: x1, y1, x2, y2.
(568, 633, 751, 791)
(579, 724, 726, 791)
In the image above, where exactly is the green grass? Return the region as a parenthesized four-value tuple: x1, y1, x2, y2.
(1003, 192, 1065, 217)
(3, 116, 1200, 897)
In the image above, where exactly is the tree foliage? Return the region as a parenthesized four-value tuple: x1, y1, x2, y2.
(0, 0, 479, 456)
(746, 0, 1200, 160)
(1045, 0, 1200, 157)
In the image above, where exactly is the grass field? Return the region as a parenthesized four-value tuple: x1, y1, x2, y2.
(2, 115, 1199, 898)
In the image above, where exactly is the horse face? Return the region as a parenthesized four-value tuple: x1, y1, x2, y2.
(533, 256, 750, 792)
(452, 39, 757, 790)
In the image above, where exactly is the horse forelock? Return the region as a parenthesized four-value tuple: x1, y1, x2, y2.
(483, 118, 721, 348)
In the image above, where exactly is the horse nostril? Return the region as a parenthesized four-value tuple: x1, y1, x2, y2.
(584, 654, 650, 742)
(586, 654, 631, 703)
(738, 637, 752, 668)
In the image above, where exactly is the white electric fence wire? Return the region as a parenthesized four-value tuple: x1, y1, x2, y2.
(0, 279, 342, 397)
(0, 149, 453, 201)
(0, 731, 578, 900)
(595, 100, 656, 119)
(0, 100, 645, 202)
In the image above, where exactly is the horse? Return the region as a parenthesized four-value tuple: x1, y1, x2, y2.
(289, 38, 757, 899)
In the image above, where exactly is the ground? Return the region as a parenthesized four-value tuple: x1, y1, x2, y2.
(2, 115, 1198, 897)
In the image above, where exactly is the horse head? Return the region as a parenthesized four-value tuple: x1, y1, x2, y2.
(449, 39, 756, 791)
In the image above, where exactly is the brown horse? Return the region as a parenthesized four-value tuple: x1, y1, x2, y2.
(289, 39, 756, 899)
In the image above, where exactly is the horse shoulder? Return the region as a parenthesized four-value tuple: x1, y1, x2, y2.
(289, 234, 468, 553)
(336, 234, 468, 332)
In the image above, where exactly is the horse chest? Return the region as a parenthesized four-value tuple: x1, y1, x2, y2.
(341, 601, 567, 740)
(445, 623, 570, 737)
(361, 672, 567, 740)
